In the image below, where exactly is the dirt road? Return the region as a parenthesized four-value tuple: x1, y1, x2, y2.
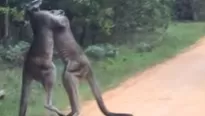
(79, 37, 205, 116)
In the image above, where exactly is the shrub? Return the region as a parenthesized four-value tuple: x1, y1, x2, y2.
(85, 43, 119, 60)
(0, 41, 30, 66)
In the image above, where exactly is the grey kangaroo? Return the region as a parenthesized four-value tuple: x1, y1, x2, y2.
(48, 8, 133, 116)
(18, 1, 65, 116)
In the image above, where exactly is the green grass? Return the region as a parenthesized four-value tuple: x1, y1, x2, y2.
(1, 22, 205, 116)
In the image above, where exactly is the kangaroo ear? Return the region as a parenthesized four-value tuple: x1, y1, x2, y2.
(23, 0, 42, 21)
(24, 0, 42, 12)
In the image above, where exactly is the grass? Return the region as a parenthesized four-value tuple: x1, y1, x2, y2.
(1, 22, 205, 116)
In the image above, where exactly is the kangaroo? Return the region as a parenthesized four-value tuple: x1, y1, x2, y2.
(48, 10, 133, 116)
(18, 2, 65, 116)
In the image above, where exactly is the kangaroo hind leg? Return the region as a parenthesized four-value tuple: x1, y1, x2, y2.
(42, 66, 65, 116)
(62, 64, 80, 116)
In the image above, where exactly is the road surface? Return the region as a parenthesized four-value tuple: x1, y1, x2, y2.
(66, 37, 205, 116)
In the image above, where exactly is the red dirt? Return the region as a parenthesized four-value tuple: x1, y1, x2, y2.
(66, 37, 205, 116)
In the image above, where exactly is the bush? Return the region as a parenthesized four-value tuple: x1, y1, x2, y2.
(0, 41, 30, 66)
(85, 43, 119, 60)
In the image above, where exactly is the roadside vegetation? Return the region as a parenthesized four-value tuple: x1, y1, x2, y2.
(0, 0, 205, 115)
(1, 22, 205, 116)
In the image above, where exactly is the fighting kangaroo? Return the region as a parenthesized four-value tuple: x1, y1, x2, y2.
(48, 9, 133, 116)
(18, 1, 65, 116)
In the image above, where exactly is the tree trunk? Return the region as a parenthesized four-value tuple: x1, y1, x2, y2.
(2, 0, 11, 47)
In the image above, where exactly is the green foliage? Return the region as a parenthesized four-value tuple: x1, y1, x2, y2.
(0, 0, 172, 49)
(0, 6, 24, 21)
(0, 41, 30, 66)
(85, 43, 119, 60)
(113, 0, 171, 33)
(97, 8, 115, 35)
(10, 7, 24, 21)
(71, 0, 115, 35)
(43, 0, 171, 37)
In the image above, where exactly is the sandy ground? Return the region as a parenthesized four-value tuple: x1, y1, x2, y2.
(65, 37, 205, 116)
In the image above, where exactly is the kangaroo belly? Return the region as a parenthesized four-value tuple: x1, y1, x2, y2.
(23, 57, 54, 81)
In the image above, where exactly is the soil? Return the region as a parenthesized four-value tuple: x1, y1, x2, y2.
(65, 37, 205, 116)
